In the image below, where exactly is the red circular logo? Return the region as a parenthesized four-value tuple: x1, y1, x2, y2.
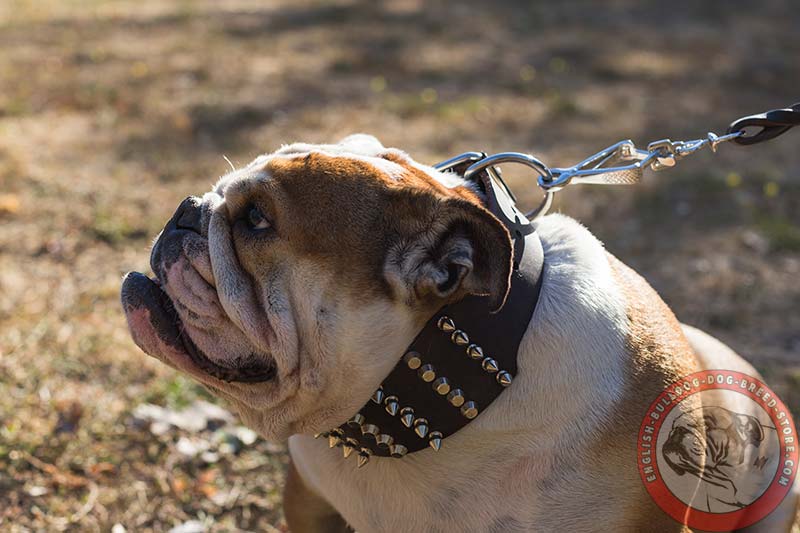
(637, 370, 798, 531)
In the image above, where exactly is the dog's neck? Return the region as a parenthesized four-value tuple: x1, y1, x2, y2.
(317, 168, 545, 466)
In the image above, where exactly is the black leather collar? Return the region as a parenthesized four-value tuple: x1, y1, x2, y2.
(318, 165, 545, 466)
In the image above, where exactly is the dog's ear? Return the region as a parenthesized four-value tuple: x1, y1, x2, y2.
(387, 196, 513, 312)
(735, 414, 765, 445)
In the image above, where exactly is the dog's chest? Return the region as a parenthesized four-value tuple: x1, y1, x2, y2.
(290, 435, 560, 532)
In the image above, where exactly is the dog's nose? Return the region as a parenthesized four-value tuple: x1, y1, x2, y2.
(175, 196, 203, 233)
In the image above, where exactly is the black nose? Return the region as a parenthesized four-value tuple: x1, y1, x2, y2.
(175, 196, 203, 233)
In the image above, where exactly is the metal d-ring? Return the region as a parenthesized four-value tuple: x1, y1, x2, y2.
(462, 152, 555, 219)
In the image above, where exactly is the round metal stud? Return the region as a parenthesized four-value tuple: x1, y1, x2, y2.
(496, 370, 513, 387)
(361, 424, 379, 439)
(481, 357, 499, 373)
(417, 364, 436, 383)
(413, 418, 430, 438)
(450, 330, 469, 346)
(432, 377, 451, 395)
(460, 401, 479, 419)
(347, 413, 365, 427)
(466, 343, 484, 360)
(390, 443, 408, 458)
(384, 395, 400, 416)
(447, 388, 466, 407)
(399, 407, 415, 428)
(375, 433, 394, 448)
(437, 316, 455, 332)
(403, 351, 422, 370)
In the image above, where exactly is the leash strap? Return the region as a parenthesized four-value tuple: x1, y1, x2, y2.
(727, 102, 800, 145)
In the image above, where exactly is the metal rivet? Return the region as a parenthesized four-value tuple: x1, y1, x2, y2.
(432, 377, 451, 395)
(466, 343, 483, 360)
(399, 407, 415, 428)
(361, 424, 379, 438)
(390, 444, 408, 458)
(343, 438, 358, 458)
(460, 401, 479, 419)
(450, 330, 469, 346)
(481, 357, 499, 373)
(403, 351, 422, 370)
(496, 371, 513, 387)
(428, 431, 443, 451)
(413, 418, 429, 438)
(437, 316, 455, 332)
(417, 364, 436, 383)
(357, 448, 371, 468)
(372, 388, 385, 404)
(347, 413, 365, 427)
(447, 388, 465, 407)
(375, 434, 394, 448)
(384, 395, 400, 416)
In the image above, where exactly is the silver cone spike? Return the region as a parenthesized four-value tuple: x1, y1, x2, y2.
(400, 407, 415, 428)
(428, 431, 443, 451)
(329, 434, 342, 448)
(437, 316, 455, 332)
(450, 330, 469, 346)
(384, 396, 400, 416)
(481, 357, 499, 373)
(357, 448, 371, 468)
(372, 388, 385, 404)
(496, 371, 513, 387)
(466, 343, 484, 360)
(343, 438, 358, 458)
(413, 418, 429, 438)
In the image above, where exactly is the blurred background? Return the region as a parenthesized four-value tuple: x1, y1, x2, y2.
(0, 0, 798, 531)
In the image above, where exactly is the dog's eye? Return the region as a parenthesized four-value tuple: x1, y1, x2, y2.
(246, 206, 271, 231)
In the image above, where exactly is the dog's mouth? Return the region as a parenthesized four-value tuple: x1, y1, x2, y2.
(121, 271, 276, 383)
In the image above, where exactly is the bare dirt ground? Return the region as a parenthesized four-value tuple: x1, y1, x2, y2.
(1, 0, 798, 531)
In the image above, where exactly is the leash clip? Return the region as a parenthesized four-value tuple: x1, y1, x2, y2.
(433, 103, 798, 220)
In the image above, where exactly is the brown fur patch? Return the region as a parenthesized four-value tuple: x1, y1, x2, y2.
(222, 151, 512, 312)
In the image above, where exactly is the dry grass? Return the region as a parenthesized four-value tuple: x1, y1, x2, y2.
(0, 0, 798, 530)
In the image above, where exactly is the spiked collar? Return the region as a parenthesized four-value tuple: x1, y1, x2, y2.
(318, 164, 545, 467)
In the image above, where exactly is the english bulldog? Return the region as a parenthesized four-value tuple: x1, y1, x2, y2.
(120, 135, 798, 532)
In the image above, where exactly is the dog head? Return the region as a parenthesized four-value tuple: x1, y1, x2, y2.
(121, 135, 512, 439)
(663, 405, 766, 478)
